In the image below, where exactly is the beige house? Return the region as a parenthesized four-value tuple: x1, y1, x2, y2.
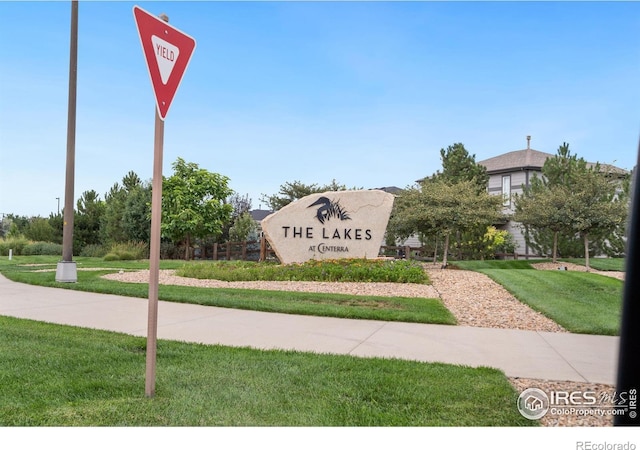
(478, 137, 628, 257)
(395, 139, 553, 254)
(478, 138, 552, 256)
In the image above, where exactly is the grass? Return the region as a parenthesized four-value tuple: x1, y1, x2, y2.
(562, 258, 626, 272)
(0, 315, 534, 426)
(454, 259, 623, 335)
(0, 256, 455, 325)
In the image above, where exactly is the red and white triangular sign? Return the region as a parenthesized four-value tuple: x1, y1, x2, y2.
(133, 6, 196, 120)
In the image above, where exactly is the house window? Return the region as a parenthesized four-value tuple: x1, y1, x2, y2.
(502, 175, 511, 207)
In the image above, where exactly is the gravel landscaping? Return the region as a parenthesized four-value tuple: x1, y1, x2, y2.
(531, 261, 625, 280)
(424, 265, 566, 332)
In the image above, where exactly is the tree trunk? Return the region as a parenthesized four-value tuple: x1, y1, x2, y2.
(433, 237, 438, 266)
(583, 233, 590, 271)
(185, 234, 191, 261)
(442, 233, 450, 268)
(552, 231, 558, 263)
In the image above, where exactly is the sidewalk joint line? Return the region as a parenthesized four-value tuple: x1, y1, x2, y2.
(536, 331, 589, 383)
(347, 322, 389, 355)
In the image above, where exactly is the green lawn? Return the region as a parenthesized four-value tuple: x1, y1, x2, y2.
(0, 256, 455, 325)
(0, 315, 533, 426)
(562, 258, 626, 272)
(454, 260, 623, 335)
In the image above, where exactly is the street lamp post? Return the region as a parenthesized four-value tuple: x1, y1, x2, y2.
(55, 0, 78, 283)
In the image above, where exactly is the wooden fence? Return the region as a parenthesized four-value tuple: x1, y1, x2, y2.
(194, 240, 521, 262)
(195, 238, 277, 262)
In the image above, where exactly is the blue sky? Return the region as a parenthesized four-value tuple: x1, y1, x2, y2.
(1, 1, 639, 218)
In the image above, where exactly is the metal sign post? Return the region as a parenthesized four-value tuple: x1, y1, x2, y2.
(145, 107, 164, 398)
(133, 5, 196, 398)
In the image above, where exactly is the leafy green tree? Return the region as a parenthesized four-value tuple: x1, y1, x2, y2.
(514, 174, 571, 262)
(0, 215, 11, 239)
(389, 179, 502, 267)
(564, 165, 628, 270)
(515, 143, 585, 261)
(418, 143, 491, 256)
(219, 193, 253, 242)
(261, 179, 350, 211)
(24, 217, 55, 242)
(229, 212, 258, 242)
(7, 222, 22, 239)
(162, 158, 233, 260)
(4, 214, 29, 237)
(594, 169, 632, 257)
(48, 213, 63, 244)
(514, 143, 629, 263)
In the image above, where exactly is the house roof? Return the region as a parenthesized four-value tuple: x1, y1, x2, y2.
(249, 209, 273, 221)
(589, 163, 629, 176)
(478, 148, 629, 176)
(478, 148, 554, 174)
(372, 186, 403, 195)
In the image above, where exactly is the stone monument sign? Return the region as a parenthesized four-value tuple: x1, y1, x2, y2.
(261, 190, 394, 264)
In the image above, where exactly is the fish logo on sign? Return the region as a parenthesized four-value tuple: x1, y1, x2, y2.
(133, 5, 196, 120)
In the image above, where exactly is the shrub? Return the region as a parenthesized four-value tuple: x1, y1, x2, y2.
(103, 241, 148, 261)
(177, 258, 430, 284)
(80, 244, 107, 258)
(116, 251, 136, 261)
(104, 251, 136, 261)
(0, 236, 30, 256)
(23, 242, 63, 256)
(103, 253, 119, 261)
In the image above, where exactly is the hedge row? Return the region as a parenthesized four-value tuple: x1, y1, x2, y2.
(0, 238, 62, 256)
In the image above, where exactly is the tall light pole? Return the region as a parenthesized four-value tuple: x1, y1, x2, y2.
(56, 197, 60, 215)
(55, 0, 78, 283)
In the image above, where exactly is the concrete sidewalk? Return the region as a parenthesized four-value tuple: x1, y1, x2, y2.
(0, 274, 619, 384)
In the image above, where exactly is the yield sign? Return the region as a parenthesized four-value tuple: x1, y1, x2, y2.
(133, 6, 196, 120)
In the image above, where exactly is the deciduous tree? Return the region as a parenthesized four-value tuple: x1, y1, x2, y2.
(161, 158, 233, 260)
(514, 143, 629, 264)
(261, 179, 350, 211)
(514, 174, 570, 262)
(389, 179, 501, 267)
(229, 212, 258, 242)
(564, 165, 628, 270)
